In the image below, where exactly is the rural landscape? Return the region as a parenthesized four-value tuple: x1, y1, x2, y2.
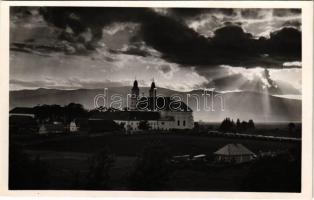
(9, 106, 301, 191)
(9, 7, 302, 192)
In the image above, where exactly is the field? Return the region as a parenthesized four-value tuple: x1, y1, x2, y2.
(9, 131, 301, 192)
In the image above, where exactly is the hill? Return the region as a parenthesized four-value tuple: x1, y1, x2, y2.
(9, 87, 301, 122)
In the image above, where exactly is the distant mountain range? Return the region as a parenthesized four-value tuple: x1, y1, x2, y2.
(9, 87, 301, 122)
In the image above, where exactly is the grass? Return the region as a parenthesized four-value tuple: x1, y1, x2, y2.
(10, 133, 301, 191)
(23, 133, 300, 156)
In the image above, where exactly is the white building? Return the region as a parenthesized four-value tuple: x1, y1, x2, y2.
(9, 107, 35, 118)
(69, 121, 79, 133)
(89, 111, 174, 133)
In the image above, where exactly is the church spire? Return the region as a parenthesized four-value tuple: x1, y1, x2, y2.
(130, 79, 139, 110)
(149, 79, 156, 98)
(132, 79, 138, 89)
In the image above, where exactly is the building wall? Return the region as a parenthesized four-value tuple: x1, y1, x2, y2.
(115, 119, 175, 132)
(69, 122, 79, 132)
(9, 113, 35, 118)
(130, 96, 138, 110)
(161, 111, 194, 129)
(215, 155, 254, 163)
(114, 112, 193, 133)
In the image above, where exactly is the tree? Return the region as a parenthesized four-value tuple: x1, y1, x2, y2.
(64, 103, 88, 123)
(129, 143, 172, 190)
(138, 120, 150, 131)
(236, 118, 241, 132)
(34, 103, 88, 123)
(219, 117, 235, 132)
(241, 121, 249, 132)
(86, 147, 115, 189)
(193, 122, 200, 133)
(288, 122, 296, 135)
(248, 119, 255, 130)
(9, 145, 50, 189)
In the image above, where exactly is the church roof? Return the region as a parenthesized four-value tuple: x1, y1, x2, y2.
(89, 111, 161, 121)
(137, 97, 192, 112)
(214, 144, 255, 156)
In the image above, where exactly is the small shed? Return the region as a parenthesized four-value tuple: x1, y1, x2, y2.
(38, 124, 48, 135)
(38, 122, 65, 134)
(214, 143, 256, 164)
(69, 121, 79, 133)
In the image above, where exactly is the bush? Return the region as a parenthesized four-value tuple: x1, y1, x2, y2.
(9, 145, 50, 189)
(129, 142, 173, 190)
(86, 147, 115, 189)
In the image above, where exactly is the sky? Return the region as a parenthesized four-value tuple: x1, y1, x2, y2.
(10, 7, 301, 98)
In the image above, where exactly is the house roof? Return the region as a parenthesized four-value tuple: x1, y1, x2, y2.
(159, 116, 175, 121)
(10, 107, 35, 114)
(214, 144, 255, 156)
(40, 123, 64, 131)
(137, 97, 192, 112)
(88, 119, 121, 131)
(89, 111, 161, 121)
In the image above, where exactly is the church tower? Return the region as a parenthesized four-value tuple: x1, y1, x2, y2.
(130, 79, 139, 110)
(149, 80, 157, 111)
(149, 80, 156, 98)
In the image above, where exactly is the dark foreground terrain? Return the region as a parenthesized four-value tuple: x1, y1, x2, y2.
(9, 132, 301, 192)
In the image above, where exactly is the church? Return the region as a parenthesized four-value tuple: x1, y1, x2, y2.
(89, 80, 194, 133)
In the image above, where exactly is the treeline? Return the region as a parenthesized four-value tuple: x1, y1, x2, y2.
(33, 103, 88, 123)
(219, 118, 255, 133)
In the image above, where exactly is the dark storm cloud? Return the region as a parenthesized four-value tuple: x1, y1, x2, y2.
(169, 8, 237, 18)
(282, 20, 302, 28)
(39, 7, 152, 43)
(159, 64, 172, 74)
(240, 9, 267, 19)
(170, 8, 301, 19)
(273, 9, 301, 17)
(141, 20, 301, 67)
(15, 7, 301, 68)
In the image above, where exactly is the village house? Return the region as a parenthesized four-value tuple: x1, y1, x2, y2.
(214, 143, 256, 164)
(89, 110, 175, 133)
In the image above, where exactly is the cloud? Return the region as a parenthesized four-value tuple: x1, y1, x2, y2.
(282, 20, 301, 28)
(272, 9, 301, 17)
(10, 77, 128, 90)
(159, 64, 172, 74)
(11, 7, 302, 74)
(10, 78, 58, 89)
(10, 7, 302, 95)
(283, 61, 301, 68)
(240, 9, 270, 19)
(169, 8, 237, 18)
(202, 66, 301, 95)
(142, 21, 301, 68)
(115, 40, 161, 58)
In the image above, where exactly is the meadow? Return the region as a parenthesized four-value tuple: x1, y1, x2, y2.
(9, 131, 301, 192)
